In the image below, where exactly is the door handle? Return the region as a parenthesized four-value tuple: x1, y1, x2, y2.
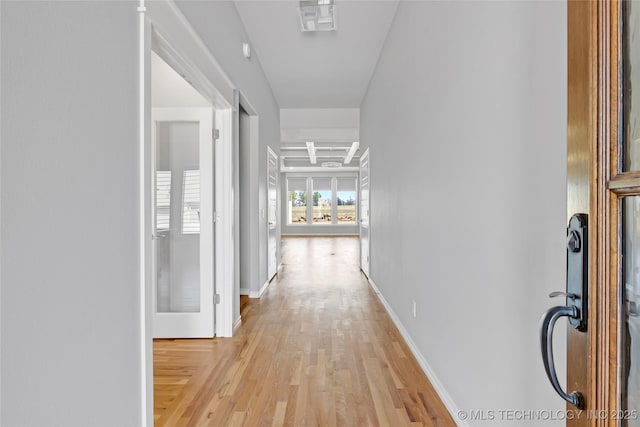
(540, 303, 584, 409)
(539, 213, 588, 409)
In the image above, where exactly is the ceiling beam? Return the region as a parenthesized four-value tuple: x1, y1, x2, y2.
(343, 141, 360, 165)
(306, 141, 317, 164)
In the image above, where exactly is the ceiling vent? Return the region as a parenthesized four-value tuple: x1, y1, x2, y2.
(299, 0, 336, 32)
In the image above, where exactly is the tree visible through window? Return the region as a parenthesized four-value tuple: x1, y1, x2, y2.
(337, 191, 356, 224)
(312, 178, 332, 224)
(287, 177, 308, 224)
(289, 190, 307, 224)
(336, 177, 357, 224)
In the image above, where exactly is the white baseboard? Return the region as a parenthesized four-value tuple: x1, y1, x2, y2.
(239, 288, 250, 296)
(367, 278, 467, 427)
(249, 279, 270, 299)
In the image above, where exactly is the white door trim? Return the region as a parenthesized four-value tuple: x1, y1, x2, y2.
(214, 107, 235, 337)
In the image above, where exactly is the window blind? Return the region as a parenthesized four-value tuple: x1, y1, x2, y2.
(312, 177, 332, 191)
(336, 177, 357, 192)
(287, 177, 307, 192)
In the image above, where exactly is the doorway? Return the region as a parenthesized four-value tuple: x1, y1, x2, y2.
(141, 4, 238, 424)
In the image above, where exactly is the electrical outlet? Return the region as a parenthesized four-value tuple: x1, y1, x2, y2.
(412, 300, 417, 318)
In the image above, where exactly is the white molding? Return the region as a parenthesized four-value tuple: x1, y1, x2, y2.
(367, 277, 467, 427)
(249, 280, 270, 299)
(215, 108, 235, 337)
(139, 5, 152, 426)
(240, 288, 250, 296)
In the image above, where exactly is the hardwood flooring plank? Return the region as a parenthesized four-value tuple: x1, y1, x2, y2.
(154, 237, 455, 426)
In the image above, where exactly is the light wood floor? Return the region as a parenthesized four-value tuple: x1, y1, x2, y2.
(154, 236, 455, 426)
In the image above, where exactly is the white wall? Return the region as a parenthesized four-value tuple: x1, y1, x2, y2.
(176, 1, 281, 301)
(280, 108, 359, 129)
(1, 1, 142, 425)
(360, 2, 567, 425)
(280, 108, 359, 143)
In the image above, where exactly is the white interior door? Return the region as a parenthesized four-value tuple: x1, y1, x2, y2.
(360, 149, 370, 277)
(267, 146, 278, 280)
(152, 108, 215, 338)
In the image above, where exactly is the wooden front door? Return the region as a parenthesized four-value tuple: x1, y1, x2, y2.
(565, 1, 640, 425)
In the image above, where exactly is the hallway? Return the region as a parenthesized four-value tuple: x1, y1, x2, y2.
(154, 237, 454, 426)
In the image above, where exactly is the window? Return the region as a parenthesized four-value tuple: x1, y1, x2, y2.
(285, 174, 358, 226)
(336, 177, 357, 224)
(287, 177, 307, 225)
(182, 169, 200, 234)
(312, 178, 332, 224)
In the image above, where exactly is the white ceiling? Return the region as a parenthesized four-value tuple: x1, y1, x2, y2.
(234, 0, 399, 108)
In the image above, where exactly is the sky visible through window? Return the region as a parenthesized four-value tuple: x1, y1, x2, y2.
(337, 191, 356, 204)
(316, 190, 331, 201)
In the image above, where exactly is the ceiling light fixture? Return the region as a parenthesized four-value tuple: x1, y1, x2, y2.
(306, 141, 317, 164)
(299, 0, 336, 32)
(321, 161, 342, 168)
(343, 141, 359, 165)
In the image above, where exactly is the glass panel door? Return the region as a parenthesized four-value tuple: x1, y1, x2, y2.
(623, 197, 640, 425)
(622, 3, 640, 422)
(152, 108, 214, 339)
(155, 121, 200, 313)
(623, 1, 640, 171)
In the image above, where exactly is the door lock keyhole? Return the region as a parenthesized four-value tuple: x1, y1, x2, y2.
(567, 230, 581, 253)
